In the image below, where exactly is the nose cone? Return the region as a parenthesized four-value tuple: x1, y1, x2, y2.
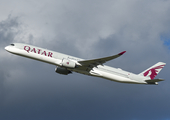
(5, 46, 10, 51)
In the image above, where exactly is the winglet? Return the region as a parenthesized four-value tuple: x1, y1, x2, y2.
(118, 51, 126, 55)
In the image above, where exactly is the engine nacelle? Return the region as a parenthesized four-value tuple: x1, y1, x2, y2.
(55, 66, 72, 75)
(61, 59, 76, 68)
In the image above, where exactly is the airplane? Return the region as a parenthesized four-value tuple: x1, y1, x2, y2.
(5, 43, 166, 85)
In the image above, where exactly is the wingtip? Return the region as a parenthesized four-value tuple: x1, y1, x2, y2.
(118, 51, 126, 55)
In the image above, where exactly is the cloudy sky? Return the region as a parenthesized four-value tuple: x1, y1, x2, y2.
(1, 0, 170, 120)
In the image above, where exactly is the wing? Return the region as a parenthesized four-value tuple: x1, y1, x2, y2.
(78, 51, 126, 67)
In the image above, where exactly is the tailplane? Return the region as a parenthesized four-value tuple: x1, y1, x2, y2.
(145, 78, 164, 85)
(139, 62, 166, 80)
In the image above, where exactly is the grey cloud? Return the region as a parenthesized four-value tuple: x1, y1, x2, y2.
(0, 15, 19, 46)
(0, 0, 170, 120)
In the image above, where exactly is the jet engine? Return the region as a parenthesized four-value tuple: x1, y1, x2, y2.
(61, 59, 76, 68)
(55, 66, 72, 75)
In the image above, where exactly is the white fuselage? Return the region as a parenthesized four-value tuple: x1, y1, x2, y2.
(5, 43, 148, 84)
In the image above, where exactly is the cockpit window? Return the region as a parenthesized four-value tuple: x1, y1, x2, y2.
(10, 44, 15, 46)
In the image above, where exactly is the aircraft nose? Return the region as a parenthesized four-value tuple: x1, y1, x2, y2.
(5, 46, 10, 51)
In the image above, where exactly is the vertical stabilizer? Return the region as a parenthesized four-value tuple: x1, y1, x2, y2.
(139, 62, 166, 79)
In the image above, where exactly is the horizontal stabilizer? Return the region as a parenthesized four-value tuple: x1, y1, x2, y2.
(145, 78, 164, 83)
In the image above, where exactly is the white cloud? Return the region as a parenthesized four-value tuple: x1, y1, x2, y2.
(1, 0, 170, 55)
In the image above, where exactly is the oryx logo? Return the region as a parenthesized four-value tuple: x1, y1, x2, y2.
(143, 65, 165, 79)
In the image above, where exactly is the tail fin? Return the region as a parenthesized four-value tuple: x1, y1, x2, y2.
(139, 62, 166, 79)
